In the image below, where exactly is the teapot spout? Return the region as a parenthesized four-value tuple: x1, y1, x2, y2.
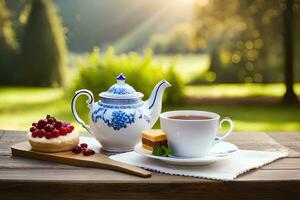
(146, 80, 171, 127)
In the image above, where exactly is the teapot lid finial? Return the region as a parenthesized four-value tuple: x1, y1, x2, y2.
(117, 73, 126, 81)
(99, 73, 144, 99)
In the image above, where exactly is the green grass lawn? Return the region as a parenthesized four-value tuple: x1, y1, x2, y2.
(0, 86, 299, 131)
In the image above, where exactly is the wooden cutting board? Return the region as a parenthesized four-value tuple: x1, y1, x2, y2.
(11, 141, 151, 178)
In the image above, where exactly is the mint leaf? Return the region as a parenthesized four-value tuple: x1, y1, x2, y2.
(152, 145, 164, 156)
(152, 145, 173, 157)
(162, 146, 173, 156)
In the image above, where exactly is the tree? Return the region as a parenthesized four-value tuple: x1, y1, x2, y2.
(282, 0, 298, 103)
(193, 0, 299, 102)
(19, 0, 68, 86)
(0, 0, 18, 85)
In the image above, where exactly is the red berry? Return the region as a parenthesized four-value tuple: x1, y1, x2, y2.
(37, 119, 47, 129)
(47, 118, 55, 124)
(37, 129, 45, 138)
(52, 130, 60, 138)
(32, 131, 38, 138)
(80, 143, 88, 148)
(66, 127, 71, 133)
(72, 146, 82, 154)
(29, 126, 37, 133)
(44, 124, 54, 132)
(82, 150, 91, 156)
(32, 122, 37, 127)
(66, 125, 74, 133)
(89, 149, 95, 155)
(59, 127, 67, 135)
(60, 132, 67, 136)
(52, 129, 59, 134)
(53, 121, 62, 129)
(52, 128, 58, 133)
(45, 132, 53, 139)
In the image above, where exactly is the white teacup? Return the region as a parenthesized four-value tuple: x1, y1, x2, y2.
(160, 110, 233, 158)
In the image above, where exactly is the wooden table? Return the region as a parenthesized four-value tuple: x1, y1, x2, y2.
(0, 130, 300, 200)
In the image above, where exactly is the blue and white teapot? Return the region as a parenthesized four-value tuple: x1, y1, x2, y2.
(71, 73, 171, 152)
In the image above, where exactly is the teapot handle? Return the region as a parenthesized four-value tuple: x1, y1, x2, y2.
(71, 89, 94, 134)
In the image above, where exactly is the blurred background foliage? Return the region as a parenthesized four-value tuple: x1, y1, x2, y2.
(18, 0, 67, 87)
(192, 0, 300, 85)
(69, 47, 184, 104)
(0, 0, 19, 85)
(0, 0, 300, 131)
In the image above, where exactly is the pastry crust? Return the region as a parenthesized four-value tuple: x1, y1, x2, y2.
(29, 135, 79, 153)
(142, 129, 167, 141)
(142, 144, 153, 151)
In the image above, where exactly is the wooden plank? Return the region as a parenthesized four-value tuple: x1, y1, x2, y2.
(1, 168, 300, 182)
(0, 130, 4, 139)
(0, 178, 299, 200)
(267, 132, 300, 156)
(0, 131, 26, 155)
(0, 130, 24, 136)
(236, 169, 300, 181)
(259, 157, 300, 170)
(0, 169, 205, 183)
(0, 156, 76, 169)
(1, 156, 299, 170)
(227, 132, 298, 157)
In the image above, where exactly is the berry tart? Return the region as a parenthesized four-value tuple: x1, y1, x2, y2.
(28, 115, 79, 152)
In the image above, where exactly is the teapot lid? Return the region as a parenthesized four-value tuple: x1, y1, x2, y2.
(99, 73, 144, 99)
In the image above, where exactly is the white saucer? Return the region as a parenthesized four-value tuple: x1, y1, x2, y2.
(134, 141, 238, 166)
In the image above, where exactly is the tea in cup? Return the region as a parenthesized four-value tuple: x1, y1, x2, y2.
(160, 110, 233, 157)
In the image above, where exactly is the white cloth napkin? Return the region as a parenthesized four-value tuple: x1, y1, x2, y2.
(110, 150, 287, 181)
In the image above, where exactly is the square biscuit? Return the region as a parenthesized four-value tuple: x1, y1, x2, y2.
(142, 129, 167, 142)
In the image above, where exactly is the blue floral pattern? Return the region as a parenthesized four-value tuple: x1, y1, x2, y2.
(92, 109, 136, 131)
(110, 111, 135, 130)
(108, 87, 130, 95)
(91, 103, 150, 131)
